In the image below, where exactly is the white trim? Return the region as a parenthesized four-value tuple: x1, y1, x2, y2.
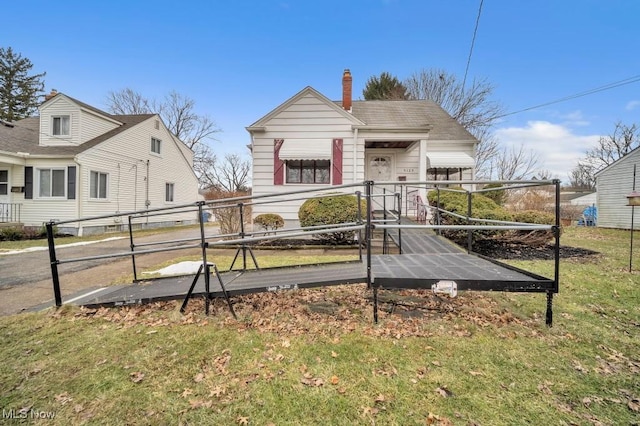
(35, 167, 67, 199)
(89, 170, 109, 201)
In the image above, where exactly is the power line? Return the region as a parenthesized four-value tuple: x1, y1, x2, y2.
(496, 74, 640, 119)
(462, 0, 484, 92)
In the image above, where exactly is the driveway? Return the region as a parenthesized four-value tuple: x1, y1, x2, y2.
(0, 225, 218, 316)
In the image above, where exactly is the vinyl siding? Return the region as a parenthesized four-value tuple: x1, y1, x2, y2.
(251, 92, 357, 222)
(77, 116, 199, 228)
(19, 158, 78, 225)
(39, 96, 119, 146)
(596, 149, 640, 229)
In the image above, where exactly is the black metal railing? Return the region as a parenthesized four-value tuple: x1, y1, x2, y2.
(44, 179, 562, 325)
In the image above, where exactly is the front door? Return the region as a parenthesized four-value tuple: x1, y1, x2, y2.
(366, 154, 394, 181)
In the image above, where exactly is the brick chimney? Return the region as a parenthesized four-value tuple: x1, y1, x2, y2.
(342, 69, 352, 112)
(44, 89, 58, 102)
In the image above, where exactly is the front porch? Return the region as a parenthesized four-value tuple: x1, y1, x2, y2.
(0, 203, 22, 225)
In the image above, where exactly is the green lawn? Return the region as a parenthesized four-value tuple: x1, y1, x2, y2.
(0, 227, 638, 425)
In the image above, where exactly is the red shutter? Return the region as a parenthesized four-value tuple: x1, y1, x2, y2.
(332, 138, 343, 185)
(274, 139, 285, 185)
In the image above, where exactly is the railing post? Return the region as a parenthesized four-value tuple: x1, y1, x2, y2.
(396, 192, 402, 255)
(382, 187, 388, 254)
(436, 187, 442, 234)
(128, 215, 138, 282)
(356, 190, 363, 262)
(467, 190, 473, 253)
(46, 221, 63, 307)
(366, 181, 373, 290)
(239, 203, 246, 270)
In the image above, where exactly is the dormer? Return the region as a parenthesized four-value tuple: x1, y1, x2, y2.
(38, 92, 122, 147)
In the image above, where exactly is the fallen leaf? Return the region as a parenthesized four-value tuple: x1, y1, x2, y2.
(469, 371, 484, 377)
(281, 339, 291, 348)
(237, 415, 249, 424)
(189, 399, 212, 409)
(181, 388, 193, 398)
(194, 372, 205, 383)
(130, 371, 145, 383)
(330, 375, 339, 385)
(374, 394, 386, 403)
(55, 392, 73, 405)
(629, 398, 640, 412)
(436, 386, 453, 398)
(331, 351, 338, 358)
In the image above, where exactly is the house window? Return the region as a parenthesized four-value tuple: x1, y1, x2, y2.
(0, 170, 7, 195)
(286, 160, 330, 184)
(52, 116, 70, 136)
(165, 182, 174, 202)
(38, 168, 66, 198)
(151, 137, 162, 154)
(90, 171, 108, 199)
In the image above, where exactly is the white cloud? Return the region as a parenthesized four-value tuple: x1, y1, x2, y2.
(559, 110, 590, 127)
(494, 121, 600, 183)
(626, 100, 640, 111)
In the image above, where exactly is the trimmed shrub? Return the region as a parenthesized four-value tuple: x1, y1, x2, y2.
(254, 213, 284, 234)
(298, 194, 366, 245)
(509, 210, 557, 246)
(482, 183, 507, 206)
(0, 227, 25, 241)
(427, 187, 513, 242)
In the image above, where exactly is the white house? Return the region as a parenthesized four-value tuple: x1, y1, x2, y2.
(0, 91, 200, 235)
(595, 146, 640, 229)
(247, 69, 479, 225)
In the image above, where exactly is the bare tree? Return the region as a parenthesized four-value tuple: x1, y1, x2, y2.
(106, 88, 220, 186)
(568, 162, 597, 190)
(106, 88, 151, 115)
(571, 121, 640, 188)
(404, 68, 505, 177)
(198, 152, 251, 192)
(488, 144, 540, 180)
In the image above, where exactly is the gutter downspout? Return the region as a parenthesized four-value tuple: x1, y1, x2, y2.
(145, 159, 150, 224)
(74, 156, 83, 236)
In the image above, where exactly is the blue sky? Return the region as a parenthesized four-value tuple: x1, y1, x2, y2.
(3, 0, 640, 182)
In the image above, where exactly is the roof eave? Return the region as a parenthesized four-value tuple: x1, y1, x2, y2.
(352, 125, 434, 133)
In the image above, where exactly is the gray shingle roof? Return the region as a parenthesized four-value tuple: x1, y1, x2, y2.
(0, 114, 153, 157)
(337, 99, 477, 142)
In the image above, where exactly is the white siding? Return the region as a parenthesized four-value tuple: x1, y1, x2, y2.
(39, 97, 82, 146)
(19, 158, 78, 226)
(79, 109, 119, 143)
(77, 116, 199, 229)
(596, 149, 640, 229)
(251, 92, 358, 222)
(39, 96, 119, 146)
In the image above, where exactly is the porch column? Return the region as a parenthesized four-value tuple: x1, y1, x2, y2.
(419, 139, 428, 204)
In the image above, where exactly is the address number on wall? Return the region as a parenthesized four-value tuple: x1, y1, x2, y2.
(401, 168, 416, 173)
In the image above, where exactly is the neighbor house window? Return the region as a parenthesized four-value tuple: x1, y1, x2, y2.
(286, 160, 330, 184)
(38, 168, 66, 198)
(52, 116, 70, 136)
(151, 137, 162, 154)
(90, 171, 108, 199)
(0, 170, 7, 195)
(165, 183, 174, 202)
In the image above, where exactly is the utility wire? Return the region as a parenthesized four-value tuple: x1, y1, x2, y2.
(496, 74, 640, 119)
(462, 0, 484, 92)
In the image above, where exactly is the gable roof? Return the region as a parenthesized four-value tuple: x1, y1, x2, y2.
(349, 100, 477, 141)
(0, 114, 154, 157)
(41, 92, 123, 125)
(247, 86, 365, 130)
(594, 145, 640, 178)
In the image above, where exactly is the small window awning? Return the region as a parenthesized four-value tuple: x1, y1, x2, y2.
(427, 152, 475, 169)
(279, 139, 332, 160)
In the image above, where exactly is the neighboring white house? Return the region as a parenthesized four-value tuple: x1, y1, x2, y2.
(0, 91, 200, 235)
(595, 146, 640, 229)
(247, 69, 479, 225)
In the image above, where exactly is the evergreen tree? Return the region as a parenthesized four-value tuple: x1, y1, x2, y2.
(0, 47, 46, 121)
(362, 72, 409, 100)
